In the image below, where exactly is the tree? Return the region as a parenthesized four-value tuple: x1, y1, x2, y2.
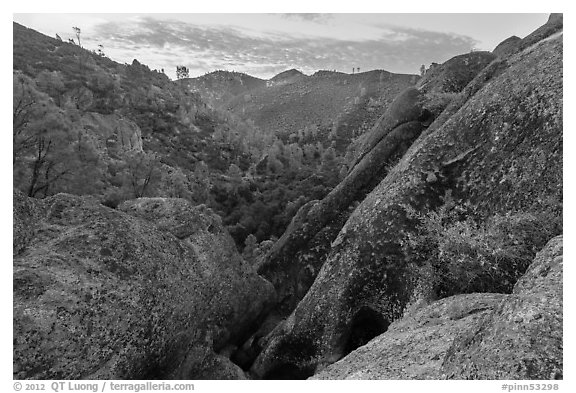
(176, 65, 190, 79)
(13, 73, 42, 164)
(25, 122, 73, 198)
(35, 70, 66, 106)
(13, 73, 76, 197)
(97, 44, 105, 57)
(420, 64, 426, 76)
(121, 150, 161, 198)
(242, 234, 258, 263)
(160, 166, 193, 200)
(189, 161, 211, 204)
(227, 163, 243, 194)
(72, 26, 81, 47)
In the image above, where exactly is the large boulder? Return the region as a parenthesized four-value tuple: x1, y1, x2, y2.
(13, 189, 43, 255)
(251, 21, 562, 379)
(492, 36, 522, 58)
(310, 293, 506, 379)
(417, 51, 496, 97)
(312, 235, 562, 380)
(13, 193, 274, 379)
(442, 235, 563, 379)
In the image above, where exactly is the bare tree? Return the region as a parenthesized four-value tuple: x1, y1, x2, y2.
(72, 26, 81, 47)
(13, 76, 38, 164)
(122, 151, 161, 198)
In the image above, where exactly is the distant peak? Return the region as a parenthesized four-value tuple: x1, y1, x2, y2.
(270, 68, 306, 81)
(312, 70, 346, 77)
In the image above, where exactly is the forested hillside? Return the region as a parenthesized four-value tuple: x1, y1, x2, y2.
(14, 22, 407, 250)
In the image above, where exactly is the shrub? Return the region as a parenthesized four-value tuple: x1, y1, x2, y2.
(401, 193, 561, 299)
(422, 91, 459, 119)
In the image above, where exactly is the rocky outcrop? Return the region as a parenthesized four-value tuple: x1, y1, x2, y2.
(13, 193, 274, 379)
(417, 51, 496, 97)
(312, 236, 562, 380)
(311, 293, 506, 379)
(268, 69, 306, 86)
(251, 20, 562, 379)
(519, 14, 563, 52)
(256, 49, 499, 321)
(442, 235, 563, 379)
(256, 87, 430, 317)
(80, 112, 143, 156)
(493, 36, 521, 58)
(251, 45, 500, 358)
(13, 190, 43, 255)
(491, 14, 562, 60)
(170, 346, 248, 380)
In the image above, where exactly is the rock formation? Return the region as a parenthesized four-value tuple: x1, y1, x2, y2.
(253, 50, 497, 336)
(312, 235, 562, 380)
(442, 235, 563, 380)
(80, 112, 143, 155)
(251, 18, 562, 379)
(310, 293, 507, 379)
(13, 192, 274, 379)
(492, 36, 522, 58)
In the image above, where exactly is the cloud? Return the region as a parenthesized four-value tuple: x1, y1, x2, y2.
(90, 16, 478, 79)
(280, 14, 332, 23)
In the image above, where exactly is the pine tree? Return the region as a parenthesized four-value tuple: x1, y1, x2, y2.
(176, 65, 190, 79)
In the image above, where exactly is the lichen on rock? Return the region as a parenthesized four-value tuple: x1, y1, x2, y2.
(13, 192, 274, 379)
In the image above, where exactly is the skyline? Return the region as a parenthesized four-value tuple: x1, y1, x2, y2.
(14, 13, 548, 80)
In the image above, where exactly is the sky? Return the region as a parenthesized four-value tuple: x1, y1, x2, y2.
(12, 13, 549, 80)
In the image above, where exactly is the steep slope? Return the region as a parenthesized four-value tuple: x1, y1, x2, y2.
(251, 18, 562, 379)
(492, 36, 521, 58)
(13, 22, 217, 197)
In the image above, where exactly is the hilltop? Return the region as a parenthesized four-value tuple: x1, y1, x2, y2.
(227, 69, 419, 152)
(178, 70, 267, 107)
(180, 67, 419, 155)
(268, 69, 306, 85)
